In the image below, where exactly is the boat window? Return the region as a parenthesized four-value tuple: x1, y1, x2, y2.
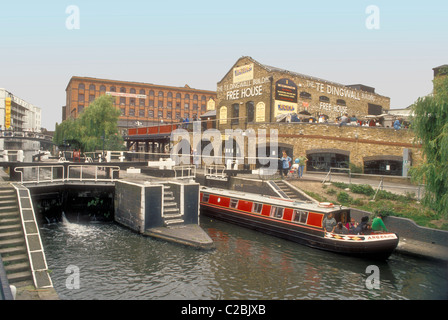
(253, 203, 263, 214)
(202, 193, 209, 202)
(230, 198, 238, 208)
(293, 210, 308, 224)
(271, 207, 284, 219)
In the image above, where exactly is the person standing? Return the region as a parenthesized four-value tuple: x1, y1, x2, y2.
(297, 155, 308, 178)
(280, 150, 291, 179)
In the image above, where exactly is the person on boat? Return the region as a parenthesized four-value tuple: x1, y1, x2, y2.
(353, 216, 370, 235)
(280, 150, 292, 179)
(346, 218, 358, 234)
(322, 213, 337, 232)
(372, 214, 388, 233)
(333, 222, 349, 234)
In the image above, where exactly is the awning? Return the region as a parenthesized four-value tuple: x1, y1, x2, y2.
(200, 110, 216, 118)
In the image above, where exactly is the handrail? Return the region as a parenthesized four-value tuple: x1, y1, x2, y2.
(14, 165, 65, 184)
(173, 165, 196, 180)
(67, 165, 120, 182)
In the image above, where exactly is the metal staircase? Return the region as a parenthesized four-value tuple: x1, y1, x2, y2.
(269, 180, 318, 203)
(162, 185, 184, 228)
(0, 185, 33, 285)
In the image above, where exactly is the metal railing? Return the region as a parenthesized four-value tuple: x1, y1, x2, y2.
(13, 165, 121, 184)
(173, 165, 196, 180)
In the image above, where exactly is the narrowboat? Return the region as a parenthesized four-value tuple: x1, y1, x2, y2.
(200, 186, 398, 260)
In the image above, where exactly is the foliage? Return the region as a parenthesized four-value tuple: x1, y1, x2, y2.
(332, 182, 349, 189)
(349, 184, 375, 196)
(337, 191, 352, 205)
(54, 95, 125, 152)
(409, 68, 448, 217)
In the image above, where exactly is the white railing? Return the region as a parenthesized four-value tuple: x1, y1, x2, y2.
(14, 165, 65, 184)
(13, 165, 121, 184)
(67, 165, 121, 182)
(173, 165, 196, 180)
(205, 164, 227, 180)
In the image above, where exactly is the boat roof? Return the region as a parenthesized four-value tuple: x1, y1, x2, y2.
(200, 186, 347, 213)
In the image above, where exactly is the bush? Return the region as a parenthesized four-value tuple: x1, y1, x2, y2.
(326, 188, 337, 195)
(337, 191, 352, 205)
(349, 184, 375, 196)
(375, 190, 400, 201)
(332, 182, 349, 189)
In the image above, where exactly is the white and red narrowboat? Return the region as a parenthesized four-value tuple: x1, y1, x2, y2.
(200, 187, 399, 260)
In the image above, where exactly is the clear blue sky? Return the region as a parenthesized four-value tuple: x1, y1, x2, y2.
(1, 0, 447, 129)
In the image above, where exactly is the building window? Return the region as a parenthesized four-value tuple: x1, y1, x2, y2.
(139, 109, 145, 117)
(130, 88, 136, 94)
(193, 103, 198, 110)
(120, 87, 126, 93)
(120, 108, 125, 115)
(129, 108, 135, 116)
(176, 102, 181, 109)
(231, 103, 239, 125)
(167, 101, 172, 108)
(89, 95, 95, 102)
(120, 97, 126, 105)
(176, 93, 181, 99)
(78, 83, 85, 90)
(176, 112, 180, 119)
(246, 101, 254, 122)
(167, 92, 173, 98)
(110, 86, 116, 92)
(185, 94, 190, 101)
(89, 84, 95, 91)
(158, 100, 163, 108)
(139, 89, 145, 95)
(158, 110, 163, 118)
(201, 104, 206, 112)
(78, 105, 84, 113)
(78, 94, 85, 101)
(158, 91, 164, 98)
(139, 98, 145, 106)
(193, 94, 198, 101)
(319, 96, 330, 102)
(300, 91, 311, 99)
(100, 85, 106, 92)
(336, 99, 346, 106)
(201, 95, 206, 101)
(167, 111, 172, 119)
(148, 110, 154, 118)
(130, 98, 135, 106)
(149, 90, 154, 97)
(149, 100, 154, 107)
(184, 103, 189, 110)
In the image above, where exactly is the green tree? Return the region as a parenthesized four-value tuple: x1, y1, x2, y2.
(410, 67, 448, 216)
(54, 95, 124, 152)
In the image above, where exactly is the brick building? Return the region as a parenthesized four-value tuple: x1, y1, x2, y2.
(216, 56, 390, 129)
(64, 76, 216, 134)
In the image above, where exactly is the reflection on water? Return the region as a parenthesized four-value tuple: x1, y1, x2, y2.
(39, 217, 448, 300)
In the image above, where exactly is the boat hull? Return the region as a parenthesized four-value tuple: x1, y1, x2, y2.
(201, 202, 398, 260)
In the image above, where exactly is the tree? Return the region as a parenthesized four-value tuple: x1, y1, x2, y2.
(410, 67, 448, 216)
(54, 95, 125, 152)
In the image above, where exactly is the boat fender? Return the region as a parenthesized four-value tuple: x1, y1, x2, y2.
(318, 202, 334, 208)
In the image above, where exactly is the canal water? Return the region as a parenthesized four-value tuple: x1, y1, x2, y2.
(39, 217, 447, 300)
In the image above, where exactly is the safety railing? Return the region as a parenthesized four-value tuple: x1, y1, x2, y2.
(173, 165, 196, 180)
(204, 164, 227, 181)
(13, 165, 121, 184)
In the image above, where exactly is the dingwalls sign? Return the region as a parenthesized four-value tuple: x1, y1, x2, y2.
(275, 78, 297, 103)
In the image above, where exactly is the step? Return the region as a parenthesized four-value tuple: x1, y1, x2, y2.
(0, 211, 20, 220)
(164, 196, 175, 201)
(0, 237, 25, 249)
(0, 245, 27, 256)
(0, 230, 23, 241)
(0, 217, 21, 226)
(1, 253, 29, 264)
(0, 224, 22, 233)
(163, 201, 177, 207)
(164, 191, 174, 197)
(0, 206, 19, 214)
(5, 261, 31, 274)
(164, 219, 185, 227)
(164, 213, 183, 219)
(7, 270, 33, 284)
(164, 207, 180, 214)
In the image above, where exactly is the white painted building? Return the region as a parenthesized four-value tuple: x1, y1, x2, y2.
(0, 88, 41, 132)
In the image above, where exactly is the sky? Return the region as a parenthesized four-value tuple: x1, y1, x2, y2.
(1, 0, 447, 129)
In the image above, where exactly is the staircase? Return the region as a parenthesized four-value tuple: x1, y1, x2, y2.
(162, 185, 184, 228)
(270, 180, 317, 202)
(0, 185, 33, 285)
